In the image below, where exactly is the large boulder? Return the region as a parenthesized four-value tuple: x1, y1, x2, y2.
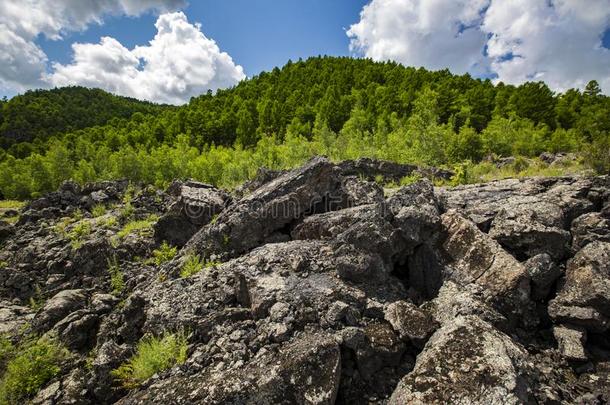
(154, 181, 229, 247)
(549, 241, 610, 333)
(33, 289, 88, 332)
(185, 157, 346, 260)
(440, 210, 531, 323)
(389, 316, 533, 404)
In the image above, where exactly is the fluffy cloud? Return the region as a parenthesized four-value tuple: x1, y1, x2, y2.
(0, 0, 185, 91)
(48, 12, 246, 104)
(349, 0, 610, 93)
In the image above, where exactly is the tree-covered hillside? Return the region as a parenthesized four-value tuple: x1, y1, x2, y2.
(0, 87, 171, 147)
(0, 57, 608, 199)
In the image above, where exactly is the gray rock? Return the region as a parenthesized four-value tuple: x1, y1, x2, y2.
(33, 289, 88, 332)
(549, 241, 610, 332)
(441, 211, 531, 324)
(185, 157, 345, 260)
(0, 301, 34, 334)
(553, 324, 588, 362)
(118, 331, 341, 405)
(389, 315, 533, 405)
(571, 212, 610, 251)
(524, 253, 562, 301)
(154, 181, 229, 247)
(384, 300, 438, 348)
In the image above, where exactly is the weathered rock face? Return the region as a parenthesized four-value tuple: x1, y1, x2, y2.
(389, 316, 533, 405)
(440, 210, 532, 324)
(154, 181, 229, 247)
(1, 161, 609, 404)
(549, 241, 610, 333)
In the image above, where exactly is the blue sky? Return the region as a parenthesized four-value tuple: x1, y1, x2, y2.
(1, 0, 610, 103)
(38, 0, 369, 81)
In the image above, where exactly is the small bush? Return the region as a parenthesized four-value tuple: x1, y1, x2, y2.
(399, 173, 423, 186)
(0, 338, 68, 404)
(0, 335, 13, 371)
(179, 254, 219, 278)
(107, 256, 124, 295)
(150, 242, 177, 266)
(111, 332, 188, 389)
(117, 215, 158, 239)
(0, 261, 7, 270)
(91, 204, 107, 218)
(68, 221, 92, 249)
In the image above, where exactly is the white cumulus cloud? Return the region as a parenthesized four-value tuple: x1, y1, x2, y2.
(48, 12, 246, 104)
(349, 0, 610, 94)
(0, 0, 186, 92)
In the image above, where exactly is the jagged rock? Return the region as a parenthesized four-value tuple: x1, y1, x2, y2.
(0, 301, 34, 334)
(405, 242, 445, 300)
(389, 315, 533, 404)
(118, 331, 341, 405)
(489, 203, 572, 260)
(384, 301, 438, 348)
(338, 157, 453, 183)
(154, 181, 229, 246)
(291, 204, 402, 265)
(53, 310, 99, 350)
(386, 180, 442, 258)
(524, 253, 563, 301)
(439, 176, 603, 233)
(185, 157, 346, 260)
(426, 281, 508, 331)
(549, 241, 610, 333)
(571, 212, 610, 251)
(440, 210, 531, 324)
(33, 289, 88, 332)
(339, 176, 384, 206)
(553, 324, 588, 362)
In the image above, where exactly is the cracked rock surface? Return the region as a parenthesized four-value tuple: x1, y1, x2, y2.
(1, 157, 609, 404)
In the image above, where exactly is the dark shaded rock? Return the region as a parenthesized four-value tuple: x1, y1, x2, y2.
(33, 289, 88, 332)
(489, 204, 571, 260)
(338, 158, 453, 183)
(406, 242, 445, 300)
(339, 176, 384, 206)
(549, 241, 610, 333)
(0, 220, 14, 242)
(389, 316, 533, 404)
(53, 310, 99, 351)
(524, 253, 563, 301)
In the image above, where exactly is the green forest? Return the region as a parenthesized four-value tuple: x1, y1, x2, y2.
(1, 56, 609, 200)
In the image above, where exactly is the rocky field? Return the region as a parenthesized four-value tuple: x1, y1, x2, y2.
(0, 156, 609, 404)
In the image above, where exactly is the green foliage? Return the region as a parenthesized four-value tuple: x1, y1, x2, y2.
(117, 215, 158, 239)
(0, 338, 68, 404)
(107, 256, 124, 295)
(585, 136, 610, 174)
(91, 204, 107, 218)
(0, 262, 6, 270)
(0, 201, 24, 210)
(67, 221, 91, 249)
(150, 242, 177, 266)
(0, 336, 13, 371)
(111, 332, 188, 389)
(1, 57, 607, 201)
(179, 254, 219, 278)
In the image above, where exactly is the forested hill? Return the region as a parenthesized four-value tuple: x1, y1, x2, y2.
(0, 57, 609, 199)
(0, 86, 170, 146)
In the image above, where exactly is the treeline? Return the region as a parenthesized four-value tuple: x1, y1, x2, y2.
(0, 86, 170, 147)
(0, 57, 609, 199)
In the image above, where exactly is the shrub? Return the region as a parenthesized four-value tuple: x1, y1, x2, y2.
(117, 215, 158, 239)
(111, 332, 188, 389)
(0, 201, 25, 210)
(91, 204, 107, 218)
(179, 254, 219, 278)
(0, 261, 7, 270)
(585, 136, 610, 175)
(67, 221, 92, 249)
(107, 256, 124, 295)
(150, 242, 177, 266)
(399, 173, 423, 186)
(0, 338, 68, 404)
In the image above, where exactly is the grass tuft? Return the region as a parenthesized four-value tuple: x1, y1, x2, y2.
(111, 332, 187, 389)
(149, 242, 177, 266)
